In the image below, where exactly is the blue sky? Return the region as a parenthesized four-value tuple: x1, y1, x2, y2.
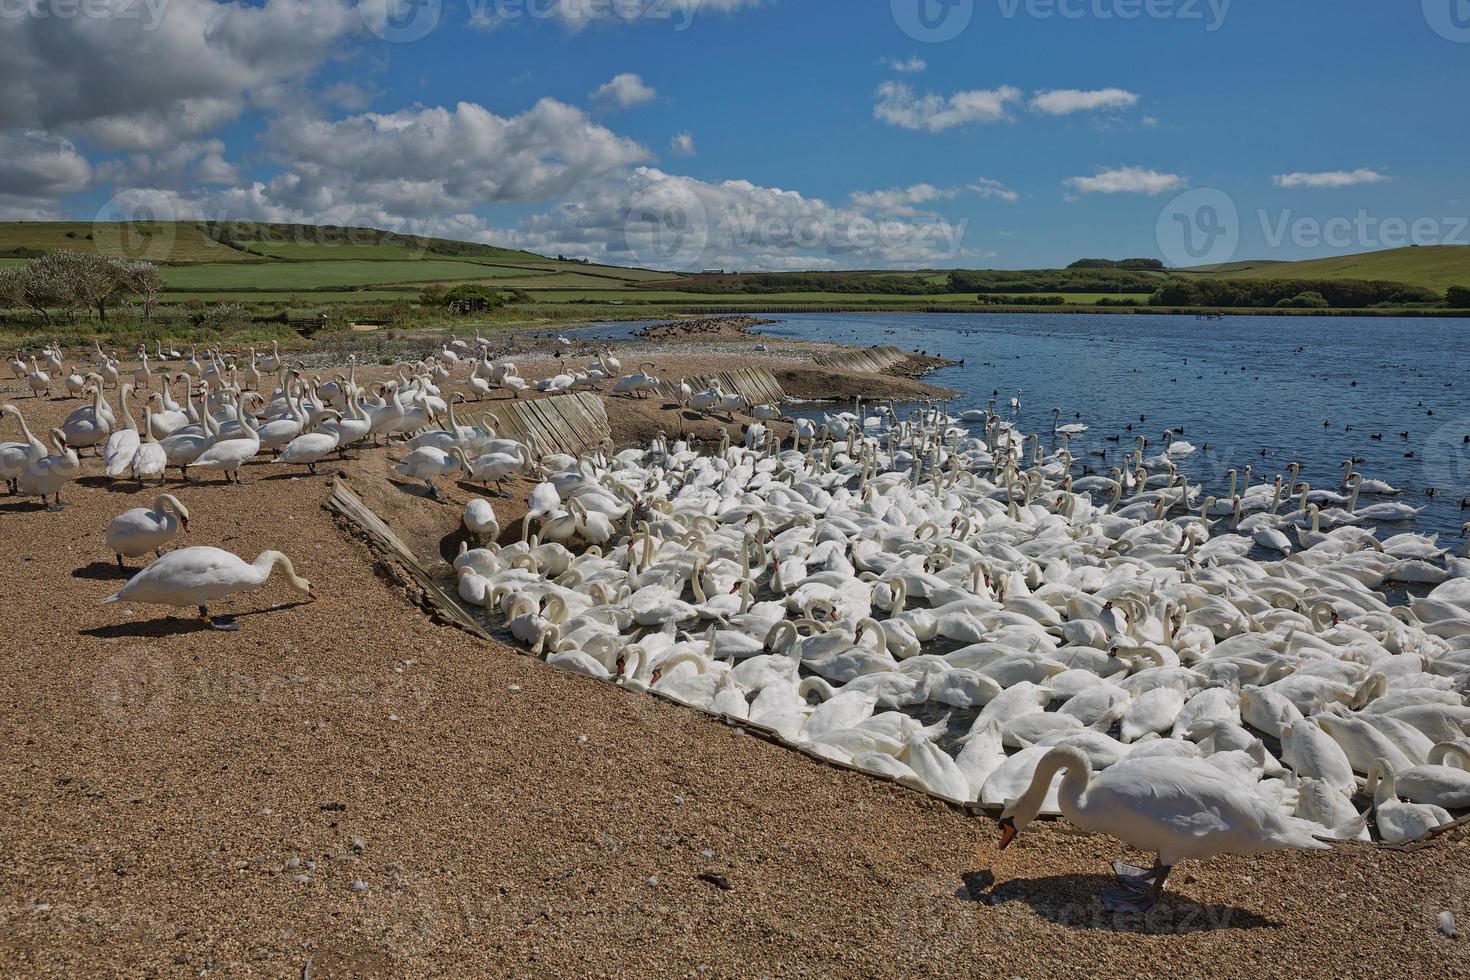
(3, 0, 1467, 270)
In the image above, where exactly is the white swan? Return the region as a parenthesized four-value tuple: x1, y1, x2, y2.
(105, 494, 190, 566)
(103, 546, 315, 630)
(0, 403, 47, 493)
(1363, 758, 1455, 844)
(19, 428, 81, 508)
(999, 746, 1328, 911)
(464, 497, 500, 542)
(1388, 743, 1470, 810)
(102, 383, 141, 479)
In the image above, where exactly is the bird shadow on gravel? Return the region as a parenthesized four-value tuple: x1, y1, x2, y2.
(81, 601, 314, 638)
(75, 476, 142, 495)
(71, 561, 134, 581)
(967, 872, 1276, 934)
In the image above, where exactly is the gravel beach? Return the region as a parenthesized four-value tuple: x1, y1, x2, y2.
(0, 336, 1464, 978)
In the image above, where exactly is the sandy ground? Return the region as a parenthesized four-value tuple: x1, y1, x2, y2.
(0, 336, 1465, 977)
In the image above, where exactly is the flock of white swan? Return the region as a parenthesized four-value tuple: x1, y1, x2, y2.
(7, 336, 1470, 911)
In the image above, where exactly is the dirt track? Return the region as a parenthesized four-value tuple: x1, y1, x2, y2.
(0, 342, 1465, 978)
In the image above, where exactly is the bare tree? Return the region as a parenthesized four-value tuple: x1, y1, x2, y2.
(116, 260, 166, 322)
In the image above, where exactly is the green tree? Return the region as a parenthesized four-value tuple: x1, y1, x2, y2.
(1446, 286, 1470, 308)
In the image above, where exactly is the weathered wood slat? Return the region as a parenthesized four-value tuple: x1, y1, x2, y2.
(323, 480, 491, 641)
(651, 367, 785, 406)
(813, 345, 908, 373)
(480, 391, 609, 459)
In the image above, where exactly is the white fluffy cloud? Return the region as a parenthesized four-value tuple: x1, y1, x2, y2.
(0, 130, 93, 216)
(1029, 88, 1139, 115)
(0, 0, 359, 151)
(260, 98, 651, 216)
(670, 132, 697, 157)
(0, 130, 93, 198)
(968, 178, 1019, 203)
(504, 168, 971, 270)
(873, 82, 1022, 132)
(591, 73, 657, 109)
(524, 0, 771, 32)
(1272, 168, 1389, 189)
(1065, 166, 1185, 196)
(848, 183, 956, 217)
(884, 57, 928, 73)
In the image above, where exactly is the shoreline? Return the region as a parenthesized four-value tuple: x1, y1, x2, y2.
(0, 337, 1464, 976)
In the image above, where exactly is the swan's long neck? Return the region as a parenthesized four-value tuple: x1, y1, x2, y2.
(1429, 743, 1470, 769)
(252, 551, 308, 591)
(1364, 759, 1398, 807)
(1013, 746, 1091, 826)
(120, 385, 137, 431)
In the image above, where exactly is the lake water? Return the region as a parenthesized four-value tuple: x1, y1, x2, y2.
(592, 312, 1470, 542)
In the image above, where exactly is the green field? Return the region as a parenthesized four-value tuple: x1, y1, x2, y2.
(1187, 245, 1470, 293)
(0, 221, 262, 263)
(242, 240, 450, 262)
(163, 259, 553, 290)
(2, 220, 1465, 339)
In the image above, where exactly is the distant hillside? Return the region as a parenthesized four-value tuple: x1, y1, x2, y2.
(1186, 245, 1470, 293)
(0, 220, 543, 265)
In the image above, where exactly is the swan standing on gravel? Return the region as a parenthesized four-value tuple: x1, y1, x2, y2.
(186, 401, 260, 483)
(19, 429, 81, 509)
(105, 494, 190, 567)
(25, 357, 50, 398)
(277, 414, 342, 474)
(612, 363, 659, 398)
(998, 746, 1329, 911)
(102, 546, 315, 631)
(102, 384, 141, 480)
(132, 412, 167, 484)
(0, 403, 47, 494)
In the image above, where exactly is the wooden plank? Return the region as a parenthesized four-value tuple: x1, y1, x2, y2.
(323, 480, 490, 641)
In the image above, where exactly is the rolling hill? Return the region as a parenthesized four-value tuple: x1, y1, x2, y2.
(1, 221, 1465, 322)
(1186, 245, 1470, 293)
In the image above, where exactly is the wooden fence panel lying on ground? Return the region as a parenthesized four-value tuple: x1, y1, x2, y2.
(652, 367, 786, 406)
(812, 345, 908, 373)
(478, 391, 610, 459)
(323, 480, 491, 640)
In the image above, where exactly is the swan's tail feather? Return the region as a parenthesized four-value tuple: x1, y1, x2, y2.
(101, 591, 122, 604)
